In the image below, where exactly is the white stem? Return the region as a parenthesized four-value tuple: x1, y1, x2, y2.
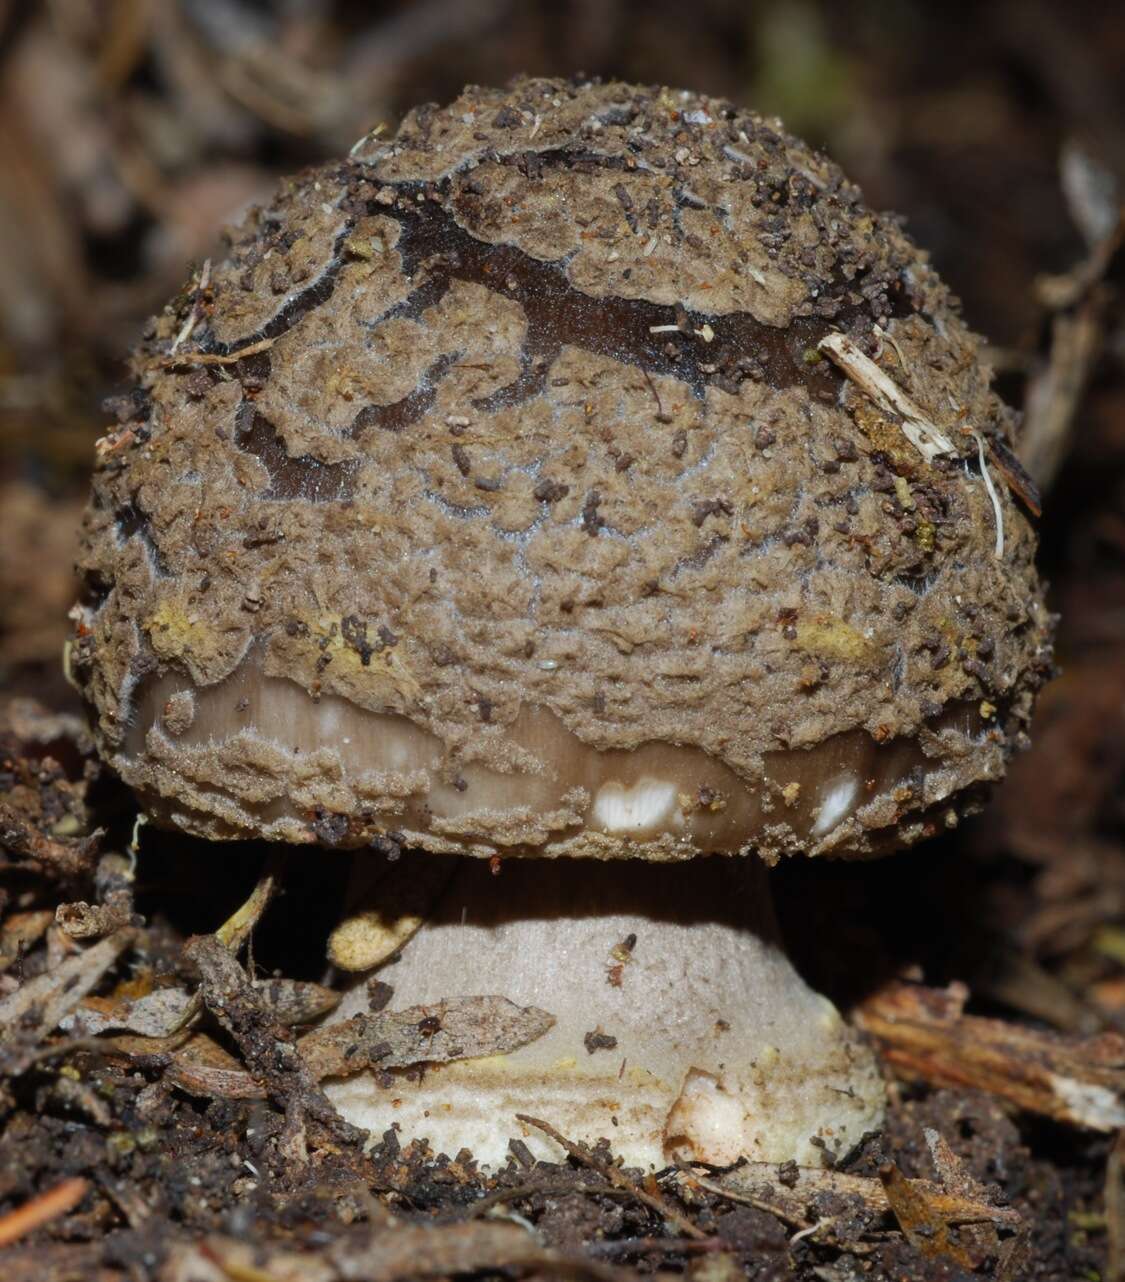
(323, 854, 884, 1169)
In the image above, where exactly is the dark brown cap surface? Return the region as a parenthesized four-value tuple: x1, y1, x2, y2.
(71, 78, 1053, 858)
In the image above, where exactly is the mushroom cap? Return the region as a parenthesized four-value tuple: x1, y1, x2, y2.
(72, 77, 1053, 859)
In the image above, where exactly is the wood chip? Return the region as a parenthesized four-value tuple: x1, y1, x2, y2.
(856, 980, 1125, 1130)
(817, 332, 956, 463)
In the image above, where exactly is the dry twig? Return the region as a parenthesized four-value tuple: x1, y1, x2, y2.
(857, 980, 1125, 1129)
(0, 798, 99, 881)
(817, 332, 956, 463)
(515, 1113, 706, 1240)
(0, 1177, 89, 1248)
(183, 934, 357, 1161)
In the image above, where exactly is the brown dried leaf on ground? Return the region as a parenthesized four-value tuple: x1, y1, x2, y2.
(156, 1030, 264, 1101)
(703, 1159, 1022, 1234)
(301, 996, 554, 1077)
(65, 977, 340, 1039)
(923, 1126, 1006, 1264)
(110, 994, 555, 1101)
(857, 980, 1125, 1128)
(0, 927, 136, 1077)
(163, 1220, 635, 1282)
(62, 988, 195, 1038)
(879, 1161, 975, 1268)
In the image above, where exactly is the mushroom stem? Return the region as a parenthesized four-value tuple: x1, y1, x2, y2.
(323, 853, 883, 1169)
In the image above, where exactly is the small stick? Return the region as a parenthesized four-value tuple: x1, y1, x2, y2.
(169, 859, 280, 1036)
(0, 1177, 89, 1248)
(162, 336, 276, 368)
(818, 332, 955, 463)
(674, 1164, 811, 1232)
(515, 1114, 706, 1240)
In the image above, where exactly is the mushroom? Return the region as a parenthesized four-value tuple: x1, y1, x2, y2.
(70, 78, 1054, 1168)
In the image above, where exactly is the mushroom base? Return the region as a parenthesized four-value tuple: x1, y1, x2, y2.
(323, 853, 884, 1169)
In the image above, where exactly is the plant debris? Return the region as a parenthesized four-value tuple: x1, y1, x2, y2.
(817, 332, 957, 463)
(163, 1220, 631, 1282)
(856, 980, 1125, 1130)
(0, 1177, 90, 1251)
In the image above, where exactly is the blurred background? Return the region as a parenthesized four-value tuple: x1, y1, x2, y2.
(1, 0, 1124, 1021)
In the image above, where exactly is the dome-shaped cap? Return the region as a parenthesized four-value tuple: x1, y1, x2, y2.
(71, 77, 1053, 860)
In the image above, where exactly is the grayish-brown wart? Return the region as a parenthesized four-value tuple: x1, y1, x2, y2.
(71, 78, 1054, 1170)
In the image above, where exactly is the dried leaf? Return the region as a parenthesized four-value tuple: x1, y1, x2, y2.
(301, 996, 554, 1078)
(0, 928, 136, 1074)
(163, 1221, 630, 1282)
(880, 1162, 974, 1268)
(62, 988, 194, 1038)
(711, 1162, 1022, 1232)
(163, 1033, 265, 1101)
(251, 977, 342, 1025)
(328, 852, 456, 972)
(62, 978, 339, 1038)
